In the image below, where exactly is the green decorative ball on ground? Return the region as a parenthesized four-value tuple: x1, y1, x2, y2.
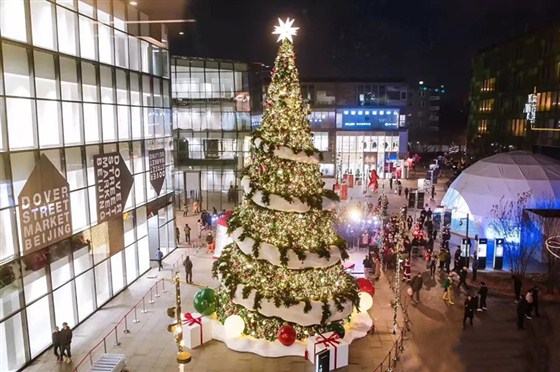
(193, 288, 217, 316)
(327, 322, 345, 338)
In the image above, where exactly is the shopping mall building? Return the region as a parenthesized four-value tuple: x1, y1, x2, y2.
(0, 1, 175, 370)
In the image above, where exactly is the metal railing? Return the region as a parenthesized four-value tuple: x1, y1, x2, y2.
(373, 327, 408, 372)
(72, 278, 166, 372)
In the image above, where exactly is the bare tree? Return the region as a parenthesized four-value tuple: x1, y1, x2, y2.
(490, 191, 540, 278)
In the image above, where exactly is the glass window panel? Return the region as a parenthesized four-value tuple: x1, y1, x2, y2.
(65, 147, 86, 190)
(98, 24, 113, 65)
(140, 41, 150, 73)
(131, 107, 142, 139)
(85, 145, 100, 186)
(53, 282, 76, 327)
(31, 0, 55, 49)
(137, 236, 149, 273)
(97, 0, 111, 23)
(110, 252, 124, 293)
(101, 104, 116, 141)
(10, 152, 35, 202)
(0, 312, 26, 371)
(70, 189, 89, 232)
(113, 1, 126, 31)
(162, 80, 170, 107)
(50, 248, 72, 289)
(37, 100, 62, 148)
(136, 206, 147, 238)
(0, 0, 27, 42)
(62, 102, 83, 145)
(7, 98, 36, 150)
(34, 51, 57, 99)
(100, 66, 114, 103)
(22, 252, 49, 304)
(0, 260, 23, 319)
(81, 62, 98, 102)
(128, 36, 139, 71)
(142, 75, 152, 106)
(153, 78, 162, 107)
(130, 72, 140, 105)
(151, 48, 162, 76)
(57, 6, 77, 55)
(73, 243, 92, 276)
(88, 186, 98, 226)
(116, 70, 128, 104)
(95, 260, 110, 305)
(60, 57, 80, 101)
(78, 0, 94, 16)
(143, 108, 154, 137)
(0, 98, 4, 150)
(83, 103, 101, 143)
(132, 141, 144, 173)
(125, 243, 137, 285)
(75, 270, 95, 321)
(118, 106, 130, 140)
(0, 154, 13, 208)
(3, 43, 31, 97)
(134, 174, 145, 204)
(115, 30, 128, 68)
(79, 16, 96, 60)
(27, 296, 53, 357)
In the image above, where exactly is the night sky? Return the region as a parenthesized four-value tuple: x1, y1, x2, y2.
(141, 0, 560, 104)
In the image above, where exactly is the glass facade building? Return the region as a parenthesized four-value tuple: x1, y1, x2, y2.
(0, 1, 174, 370)
(171, 57, 267, 211)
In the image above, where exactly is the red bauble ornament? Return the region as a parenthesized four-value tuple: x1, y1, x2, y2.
(277, 325, 296, 346)
(357, 278, 375, 297)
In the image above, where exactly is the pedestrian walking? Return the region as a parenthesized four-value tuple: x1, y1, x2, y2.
(373, 255, 381, 280)
(52, 326, 62, 362)
(404, 187, 409, 200)
(429, 254, 437, 277)
(438, 250, 447, 271)
(445, 249, 451, 273)
(60, 322, 73, 364)
(431, 184, 435, 200)
(471, 255, 479, 281)
(517, 296, 528, 329)
(183, 202, 188, 217)
(463, 295, 475, 328)
(411, 272, 423, 302)
(442, 276, 454, 305)
(389, 177, 393, 189)
(512, 275, 522, 302)
(156, 248, 164, 271)
(175, 226, 180, 245)
(531, 286, 541, 317)
(525, 290, 534, 319)
(206, 231, 214, 253)
(403, 259, 411, 282)
(458, 267, 469, 290)
(477, 281, 488, 311)
(363, 255, 373, 278)
(406, 215, 413, 231)
(398, 183, 403, 196)
(183, 223, 191, 244)
(183, 256, 193, 283)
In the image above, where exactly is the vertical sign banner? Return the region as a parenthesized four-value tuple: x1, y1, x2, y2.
(94, 152, 133, 224)
(148, 149, 166, 196)
(18, 154, 73, 256)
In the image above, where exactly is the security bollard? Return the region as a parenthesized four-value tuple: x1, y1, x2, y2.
(133, 306, 140, 322)
(141, 297, 148, 313)
(114, 327, 121, 346)
(123, 315, 130, 334)
(149, 288, 155, 304)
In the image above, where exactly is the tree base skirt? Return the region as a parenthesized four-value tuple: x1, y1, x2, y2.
(208, 311, 372, 358)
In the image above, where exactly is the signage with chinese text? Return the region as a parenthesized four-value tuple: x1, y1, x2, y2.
(18, 154, 72, 255)
(94, 153, 133, 224)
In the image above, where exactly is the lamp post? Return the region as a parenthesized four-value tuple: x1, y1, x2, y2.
(166, 273, 191, 369)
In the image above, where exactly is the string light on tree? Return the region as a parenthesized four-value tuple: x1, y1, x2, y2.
(272, 17, 299, 43)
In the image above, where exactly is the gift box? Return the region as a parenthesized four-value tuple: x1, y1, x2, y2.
(183, 312, 213, 349)
(305, 332, 349, 371)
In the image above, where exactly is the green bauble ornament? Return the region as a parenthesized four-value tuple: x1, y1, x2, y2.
(327, 322, 345, 339)
(193, 288, 217, 316)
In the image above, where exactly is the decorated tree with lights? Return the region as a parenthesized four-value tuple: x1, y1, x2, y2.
(211, 19, 360, 344)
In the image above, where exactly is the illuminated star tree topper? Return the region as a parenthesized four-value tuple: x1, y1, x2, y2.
(272, 17, 299, 43)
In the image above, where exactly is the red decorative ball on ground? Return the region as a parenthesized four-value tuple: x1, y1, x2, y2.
(277, 325, 296, 346)
(356, 278, 375, 297)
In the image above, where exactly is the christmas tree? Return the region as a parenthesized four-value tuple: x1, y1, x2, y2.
(212, 19, 359, 344)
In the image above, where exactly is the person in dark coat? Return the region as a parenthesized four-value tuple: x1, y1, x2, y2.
(512, 275, 522, 302)
(463, 295, 475, 328)
(477, 281, 488, 311)
(471, 254, 479, 281)
(410, 272, 423, 302)
(404, 187, 409, 200)
(458, 267, 469, 290)
(52, 326, 62, 362)
(517, 296, 528, 329)
(406, 215, 413, 230)
(183, 256, 193, 283)
(60, 322, 73, 363)
(531, 286, 541, 317)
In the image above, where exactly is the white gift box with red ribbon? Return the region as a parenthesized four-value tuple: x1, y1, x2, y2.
(305, 332, 349, 370)
(182, 312, 213, 349)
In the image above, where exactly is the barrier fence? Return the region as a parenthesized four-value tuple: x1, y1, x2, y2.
(373, 328, 408, 372)
(72, 278, 166, 372)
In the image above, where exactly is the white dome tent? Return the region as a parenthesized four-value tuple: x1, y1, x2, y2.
(442, 151, 560, 239)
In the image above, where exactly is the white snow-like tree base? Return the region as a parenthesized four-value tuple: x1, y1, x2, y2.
(253, 137, 321, 165)
(230, 227, 342, 269)
(208, 311, 373, 358)
(241, 176, 337, 213)
(231, 285, 353, 326)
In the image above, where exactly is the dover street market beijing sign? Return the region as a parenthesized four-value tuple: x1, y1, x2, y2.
(18, 154, 72, 255)
(148, 149, 166, 196)
(94, 152, 133, 224)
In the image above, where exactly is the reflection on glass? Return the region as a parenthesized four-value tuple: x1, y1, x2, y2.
(0, 312, 26, 371)
(0, 260, 22, 319)
(26, 296, 52, 357)
(95, 260, 110, 306)
(22, 251, 49, 304)
(75, 270, 95, 321)
(53, 281, 75, 327)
